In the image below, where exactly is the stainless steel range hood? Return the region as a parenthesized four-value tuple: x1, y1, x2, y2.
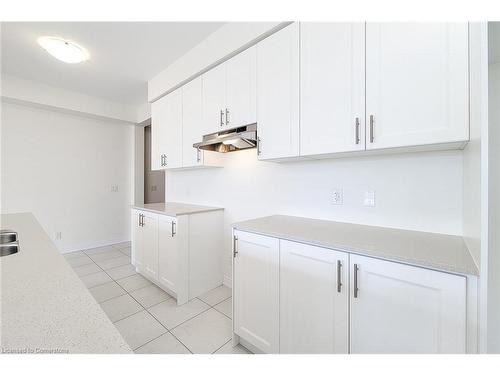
(193, 124, 257, 153)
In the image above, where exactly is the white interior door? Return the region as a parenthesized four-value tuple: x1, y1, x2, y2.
(202, 63, 226, 134)
(158, 215, 178, 293)
(365, 22, 469, 150)
(350, 254, 467, 353)
(256, 22, 300, 160)
(280, 240, 349, 354)
(233, 230, 279, 353)
(300, 22, 366, 156)
(140, 212, 158, 280)
(226, 46, 257, 128)
(182, 77, 203, 167)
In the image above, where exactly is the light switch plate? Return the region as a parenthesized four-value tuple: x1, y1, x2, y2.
(364, 190, 375, 207)
(332, 188, 343, 205)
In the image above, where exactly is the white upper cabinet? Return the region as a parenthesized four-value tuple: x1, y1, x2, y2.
(202, 47, 257, 134)
(233, 230, 280, 354)
(225, 46, 257, 128)
(280, 240, 349, 354)
(202, 63, 226, 134)
(350, 254, 467, 353)
(256, 23, 300, 160)
(182, 77, 204, 168)
(300, 23, 366, 156)
(151, 89, 183, 170)
(365, 23, 469, 150)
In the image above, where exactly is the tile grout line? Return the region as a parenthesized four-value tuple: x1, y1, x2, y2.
(74, 245, 231, 354)
(211, 338, 232, 354)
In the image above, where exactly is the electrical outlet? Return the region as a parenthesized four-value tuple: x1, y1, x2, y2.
(332, 188, 343, 205)
(111, 185, 119, 192)
(55, 232, 62, 240)
(151, 185, 157, 192)
(364, 190, 375, 207)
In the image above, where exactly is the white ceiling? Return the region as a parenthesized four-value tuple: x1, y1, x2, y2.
(1, 22, 225, 105)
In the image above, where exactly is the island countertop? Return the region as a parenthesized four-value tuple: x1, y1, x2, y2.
(132, 202, 224, 217)
(232, 215, 478, 276)
(0, 213, 131, 354)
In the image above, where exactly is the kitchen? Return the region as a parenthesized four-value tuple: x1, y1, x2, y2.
(1, 3, 500, 371)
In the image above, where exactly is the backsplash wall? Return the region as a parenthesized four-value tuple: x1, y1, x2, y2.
(166, 149, 463, 283)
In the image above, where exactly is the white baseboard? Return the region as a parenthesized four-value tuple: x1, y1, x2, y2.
(61, 240, 131, 254)
(223, 275, 232, 289)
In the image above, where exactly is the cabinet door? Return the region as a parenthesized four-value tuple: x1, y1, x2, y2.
(256, 23, 300, 160)
(300, 22, 365, 156)
(350, 254, 466, 353)
(226, 46, 257, 128)
(365, 23, 469, 150)
(158, 215, 178, 293)
(233, 230, 279, 353)
(163, 89, 183, 169)
(140, 211, 158, 281)
(151, 96, 168, 170)
(182, 77, 204, 167)
(132, 210, 143, 268)
(280, 240, 349, 354)
(202, 63, 226, 134)
(151, 90, 183, 169)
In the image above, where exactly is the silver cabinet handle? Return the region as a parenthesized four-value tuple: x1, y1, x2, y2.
(142, 214, 145, 227)
(233, 235, 238, 258)
(355, 117, 360, 145)
(196, 148, 201, 163)
(337, 260, 343, 293)
(171, 221, 176, 237)
(369, 115, 374, 143)
(138, 213, 142, 227)
(354, 264, 359, 298)
(225, 108, 230, 125)
(257, 137, 261, 155)
(160, 155, 164, 166)
(220, 110, 224, 127)
(164, 154, 167, 166)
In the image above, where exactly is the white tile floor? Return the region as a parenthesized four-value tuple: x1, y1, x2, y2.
(64, 243, 250, 354)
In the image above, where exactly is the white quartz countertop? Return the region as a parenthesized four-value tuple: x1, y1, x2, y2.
(132, 202, 224, 217)
(233, 215, 479, 276)
(0, 213, 131, 354)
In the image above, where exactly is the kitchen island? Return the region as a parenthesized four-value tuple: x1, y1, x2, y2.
(0, 213, 131, 354)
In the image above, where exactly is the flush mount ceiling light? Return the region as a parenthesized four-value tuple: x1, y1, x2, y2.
(37, 36, 90, 63)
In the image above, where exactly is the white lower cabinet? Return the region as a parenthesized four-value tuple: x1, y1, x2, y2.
(158, 215, 178, 293)
(232, 231, 469, 354)
(280, 240, 349, 354)
(132, 208, 223, 305)
(139, 211, 159, 281)
(233, 230, 279, 354)
(349, 254, 466, 353)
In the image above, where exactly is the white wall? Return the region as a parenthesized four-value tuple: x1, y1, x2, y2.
(1, 101, 135, 252)
(2, 75, 137, 123)
(488, 61, 500, 354)
(488, 18, 500, 351)
(166, 149, 464, 282)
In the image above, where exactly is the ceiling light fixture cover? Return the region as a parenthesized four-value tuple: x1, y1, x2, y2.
(37, 36, 90, 63)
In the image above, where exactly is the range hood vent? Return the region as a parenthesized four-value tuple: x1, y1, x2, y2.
(193, 124, 257, 153)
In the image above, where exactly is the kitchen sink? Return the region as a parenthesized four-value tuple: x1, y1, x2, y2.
(0, 230, 19, 257)
(0, 231, 18, 244)
(1, 243, 19, 257)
